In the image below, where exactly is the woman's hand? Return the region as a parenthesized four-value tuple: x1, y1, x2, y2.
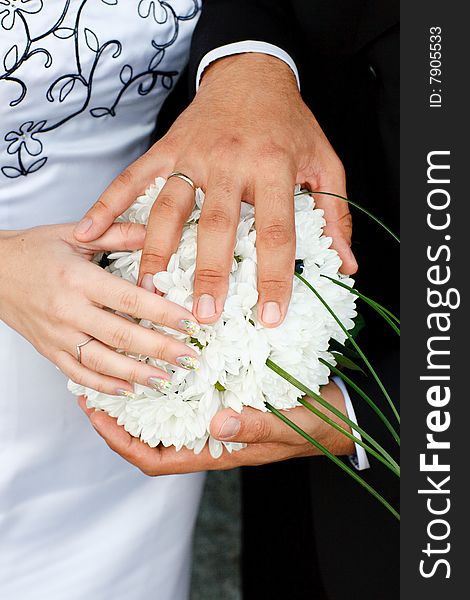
(74, 53, 357, 328)
(0, 224, 200, 395)
(77, 381, 354, 474)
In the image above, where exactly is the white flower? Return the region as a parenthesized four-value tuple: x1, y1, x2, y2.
(68, 178, 357, 457)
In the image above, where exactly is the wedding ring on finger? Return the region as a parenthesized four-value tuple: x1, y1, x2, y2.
(76, 336, 94, 364)
(167, 171, 196, 191)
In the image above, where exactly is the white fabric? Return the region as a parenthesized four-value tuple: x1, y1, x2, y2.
(0, 2, 204, 599)
(332, 376, 370, 471)
(196, 40, 300, 90)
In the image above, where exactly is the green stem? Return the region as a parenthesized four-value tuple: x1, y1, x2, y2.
(265, 402, 400, 521)
(295, 190, 400, 243)
(266, 359, 399, 474)
(295, 272, 400, 423)
(298, 396, 398, 475)
(320, 359, 400, 445)
(320, 275, 400, 335)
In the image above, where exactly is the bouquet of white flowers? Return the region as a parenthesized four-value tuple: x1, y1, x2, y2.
(69, 179, 400, 518)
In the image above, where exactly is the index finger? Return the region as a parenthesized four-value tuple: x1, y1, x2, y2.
(74, 150, 172, 243)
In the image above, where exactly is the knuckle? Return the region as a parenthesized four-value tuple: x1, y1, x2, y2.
(214, 135, 243, 155)
(153, 341, 166, 362)
(110, 326, 133, 351)
(330, 156, 346, 179)
(118, 221, 135, 239)
(156, 307, 170, 326)
(200, 207, 232, 232)
(86, 351, 104, 374)
(116, 167, 135, 188)
(196, 267, 224, 285)
(260, 277, 291, 295)
(118, 290, 140, 316)
(142, 246, 167, 270)
(250, 418, 270, 442)
(257, 222, 292, 248)
(156, 194, 178, 216)
(127, 364, 141, 383)
(212, 174, 236, 197)
(56, 265, 80, 291)
(257, 143, 288, 165)
(50, 299, 73, 324)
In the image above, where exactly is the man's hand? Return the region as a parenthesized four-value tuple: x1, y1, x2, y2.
(74, 53, 357, 327)
(78, 381, 354, 475)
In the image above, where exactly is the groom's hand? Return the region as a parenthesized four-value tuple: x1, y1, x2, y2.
(78, 381, 354, 474)
(74, 53, 357, 327)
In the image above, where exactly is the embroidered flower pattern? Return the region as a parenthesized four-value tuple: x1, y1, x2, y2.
(0, 0, 43, 31)
(5, 120, 45, 156)
(1, 0, 200, 178)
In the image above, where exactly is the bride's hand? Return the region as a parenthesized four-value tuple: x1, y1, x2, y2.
(74, 53, 357, 329)
(0, 224, 200, 395)
(77, 380, 354, 473)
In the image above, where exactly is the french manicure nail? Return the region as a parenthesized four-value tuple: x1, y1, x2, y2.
(218, 417, 241, 440)
(75, 217, 93, 235)
(179, 319, 200, 336)
(176, 356, 200, 370)
(117, 389, 135, 398)
(148, 377, 172, 392)
(261, 301, 281, 325)
(141, 273, 156, 293)
(197, 294, 216, 319)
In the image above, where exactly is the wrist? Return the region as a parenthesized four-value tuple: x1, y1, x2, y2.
(198, 52, 299, 95)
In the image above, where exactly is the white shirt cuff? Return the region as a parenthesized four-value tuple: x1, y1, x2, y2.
(195, 40, 300, 91)
(332, 375, 370, 471)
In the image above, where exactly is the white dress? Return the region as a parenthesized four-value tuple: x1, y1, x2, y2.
(0, 2, 205, 599)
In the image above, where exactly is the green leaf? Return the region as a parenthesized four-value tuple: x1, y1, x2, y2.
(329, 339, 361, 361)
(331, 352, 366, 374)
(347, 312, 366, 340)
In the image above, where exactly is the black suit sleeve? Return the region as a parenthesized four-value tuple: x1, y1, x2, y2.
(188, 0, 298, 87)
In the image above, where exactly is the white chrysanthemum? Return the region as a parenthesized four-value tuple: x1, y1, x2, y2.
(68, 178, 357, 457)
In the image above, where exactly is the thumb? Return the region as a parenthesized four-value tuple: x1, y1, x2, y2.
(210, 407, 287, 444)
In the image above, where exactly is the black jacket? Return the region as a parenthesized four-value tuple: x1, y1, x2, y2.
(160, 2, 400, 598)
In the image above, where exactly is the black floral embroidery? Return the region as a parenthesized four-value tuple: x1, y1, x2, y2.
(0, 0, 43, 31)
(1, 0, 200, 179)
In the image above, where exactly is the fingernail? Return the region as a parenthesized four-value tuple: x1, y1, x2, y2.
(148, 377, 172, 392)
(197, 294, 216, 319)
(176, 356, 200, 370)
(261, 301, 281, 325)
(75, 217, 93, 235)
(141, 273, 156, 293)
(117, 389, 135, 398)
(179, 319, 200, 336)
(217, 417, 241, 440)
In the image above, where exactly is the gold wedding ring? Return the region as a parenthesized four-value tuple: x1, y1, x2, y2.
(167, 171, 196, 191)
